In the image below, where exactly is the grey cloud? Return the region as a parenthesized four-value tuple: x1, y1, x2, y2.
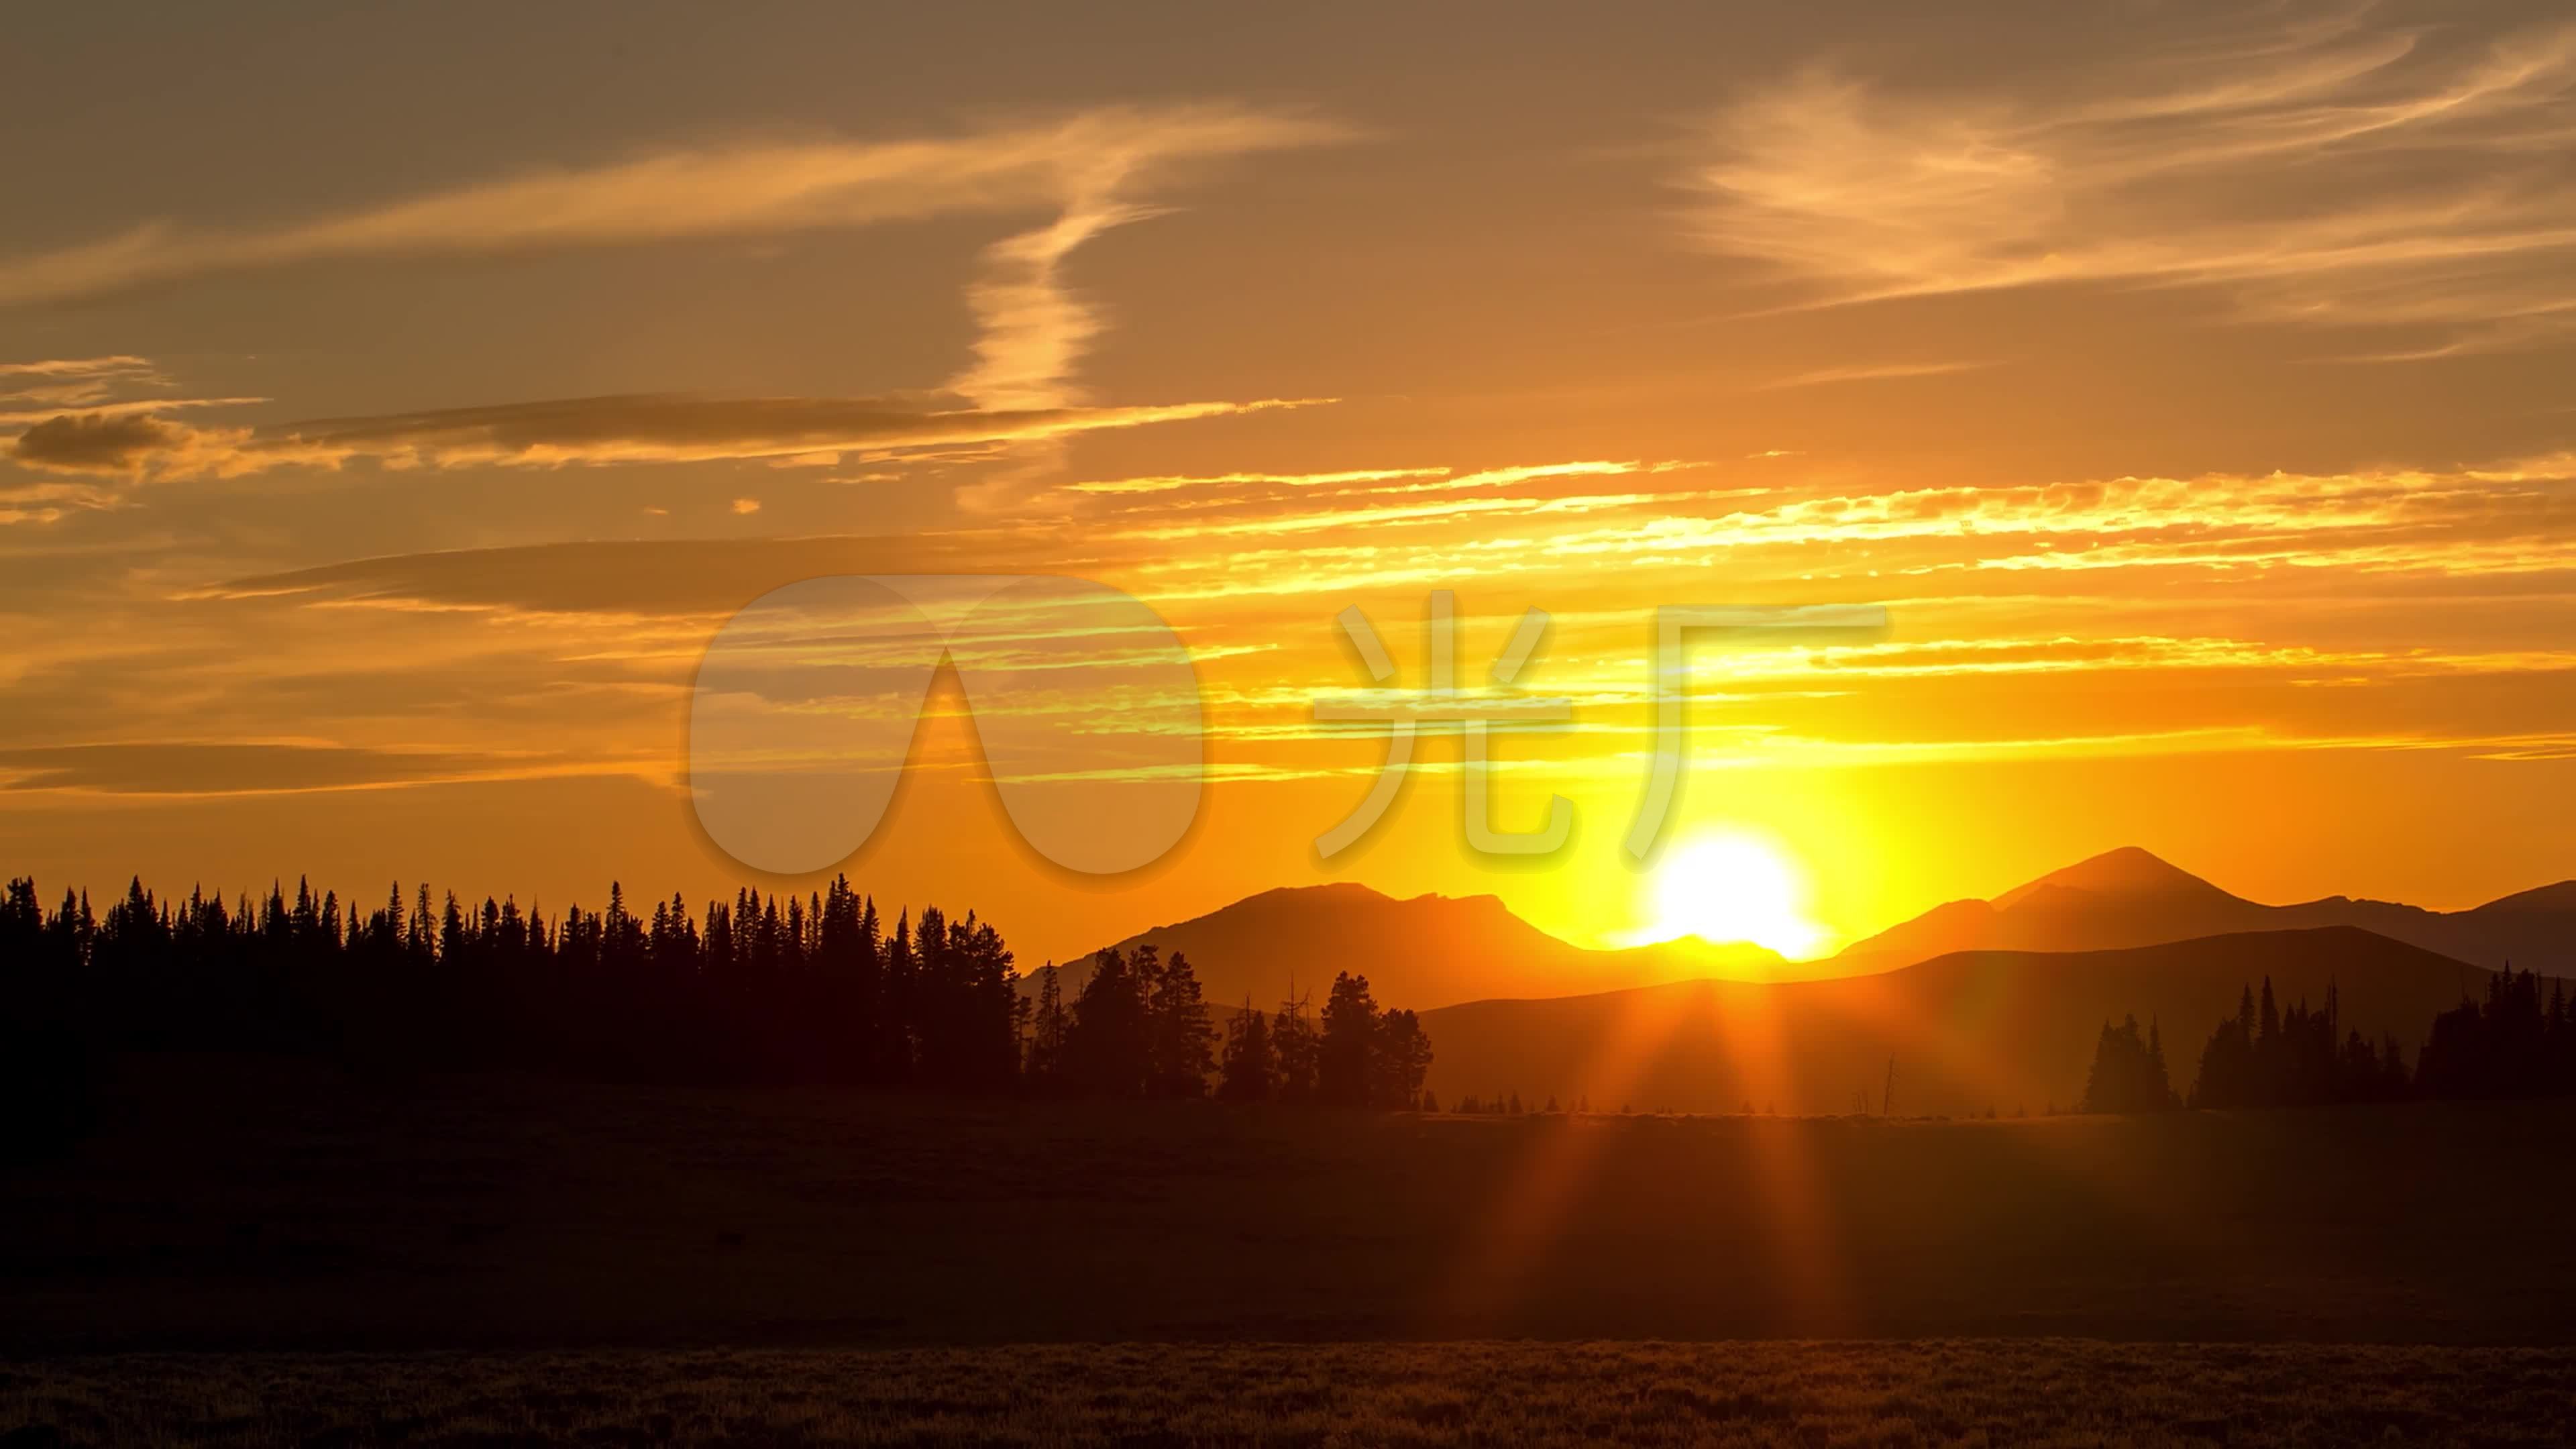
(0, 107, 1347, 307)
(11, 413, 184, 474)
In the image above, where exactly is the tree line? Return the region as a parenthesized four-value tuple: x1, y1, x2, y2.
(1012, 944, 1430, 1109)
(2079, 965, 2576, 1113)
(0, 874, 1433, 1142)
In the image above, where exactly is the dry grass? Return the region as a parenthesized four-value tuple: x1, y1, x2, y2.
(7, 1340, 2576, 1448)
(13, 1060, 2576, 1351)
(15, 1063, 2576, 1444)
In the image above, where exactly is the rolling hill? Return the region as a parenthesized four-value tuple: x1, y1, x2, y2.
(1418, 926, 2503, 1118)
(1833, 847, 2576, 975)
(1036, 882, 1785, 1012)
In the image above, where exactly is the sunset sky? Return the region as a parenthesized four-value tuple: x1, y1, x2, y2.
(5, 1, 2575, 975)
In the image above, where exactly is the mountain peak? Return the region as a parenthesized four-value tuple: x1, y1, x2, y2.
(2473, 879, 2576, 914)
(1993, 846, 2239, 911)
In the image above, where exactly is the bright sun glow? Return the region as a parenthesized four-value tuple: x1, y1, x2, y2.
(1646, 830, 1831, 959)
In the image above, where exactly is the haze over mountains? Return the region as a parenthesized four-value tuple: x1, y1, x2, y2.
(1041, 847, 2575, 1115)
(1046, 883, 1785, 1014)
(1049, 848, 2575, 1017)
(1831, 847, 2576, 977)
(1419, 927, 2495, 1118)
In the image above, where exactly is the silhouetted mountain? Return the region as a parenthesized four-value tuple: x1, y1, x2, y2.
(1039, 883, 1785, 1012)
(1421, 926, 2507, 1117)
(1836, 847, 2576, 975)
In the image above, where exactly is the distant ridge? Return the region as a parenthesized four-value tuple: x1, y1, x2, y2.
(1040, 848, 2575, 1018)
(1419, 926, 2514, 1117)
(1835, 847, 2576, 976)
(1040, 883, 1786, 1012)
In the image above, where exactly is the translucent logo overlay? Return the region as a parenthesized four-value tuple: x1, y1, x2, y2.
(690, 577, 1888, 878)
(689, 575, 1203, 876)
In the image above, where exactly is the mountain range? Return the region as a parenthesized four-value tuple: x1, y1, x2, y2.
(1034, 848, 2573, 1114)
(1042, 848, 2573, 1014)
(1418, 926, 2495, 1117)
(1040, 881, 1785, 1014)
(1829, 846, 2576, 976)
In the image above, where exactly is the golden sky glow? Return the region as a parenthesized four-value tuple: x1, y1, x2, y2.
(4, 2, 2575, 973)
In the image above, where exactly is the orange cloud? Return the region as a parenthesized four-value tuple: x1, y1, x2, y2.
(1685, 13, 2576, 353)
(7, 392, 1324, 486)
(0, 107, 1349, 307)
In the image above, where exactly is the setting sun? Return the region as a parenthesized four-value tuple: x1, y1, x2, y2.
(1646, 831, 1833, 959)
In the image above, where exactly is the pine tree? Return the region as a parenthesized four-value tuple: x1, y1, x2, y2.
(881, 910, 915, 1083)
(2080, 1012, 2176, 1114)
(0, 867, 1462, 1112)
(1218, 999, 1273, 1104)
(1272, 986, 1319, 1104)
(1375, 1008, 1432, 1110)
(1064, 948, 1150, 1098)
(1318, 971, 1381, 1108)
(1147, 951, 1214, 1097)
(1028, 963, 1069, 1088)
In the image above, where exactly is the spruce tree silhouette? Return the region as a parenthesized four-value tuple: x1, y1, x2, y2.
(2078, 1014, 2178, 1114)
(1271, 986, 1320, 1104)
(1318, 972, 1381, 1108)
(2190, 977, 2416, 1108)
(7, 871, 1399, 1120)
(1218, 998, 1274, 1103)
(1064, 947, 1150, 1097)
(1026, 963, 1069, 1090)
(1147, 951, 1216, 1098)
(1375, 1008, 1433, 1110)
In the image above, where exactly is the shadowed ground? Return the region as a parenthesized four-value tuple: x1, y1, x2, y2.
(8, 1057, 2576, 1352)
(9, 1340, 2576, 1447)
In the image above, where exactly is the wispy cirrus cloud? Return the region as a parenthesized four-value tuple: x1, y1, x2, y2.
(1067, 468, 1450, 496)
(0, 741, 652, 797)
(0, 106, 1348, 308)
(1684, 7, 2576, 354)
(0, 107, 1350, 512)
(933, 111, 1356, 504)
(0, 355, 266, 429)
(185, 451, 2576, 623)
(1757, 360, 1995, 390)
(0, 356, 162, 401)
(7, 391, 1320, 483)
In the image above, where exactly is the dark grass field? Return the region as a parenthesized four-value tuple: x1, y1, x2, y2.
(10, 1056, 2576, 1351)
(11, 1057, 2576, 1444)
(10, 1341, 2576, 1447)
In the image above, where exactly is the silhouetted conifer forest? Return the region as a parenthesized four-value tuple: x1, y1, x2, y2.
(2080, 965, 2576, 1113)
(0, 875, 1434, 1146)
(15, 873, 2574, 1136)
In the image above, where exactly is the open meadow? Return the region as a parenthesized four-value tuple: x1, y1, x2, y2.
(9, 1057, 2576, 1352)
(11, 1340, 2576, 1448)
